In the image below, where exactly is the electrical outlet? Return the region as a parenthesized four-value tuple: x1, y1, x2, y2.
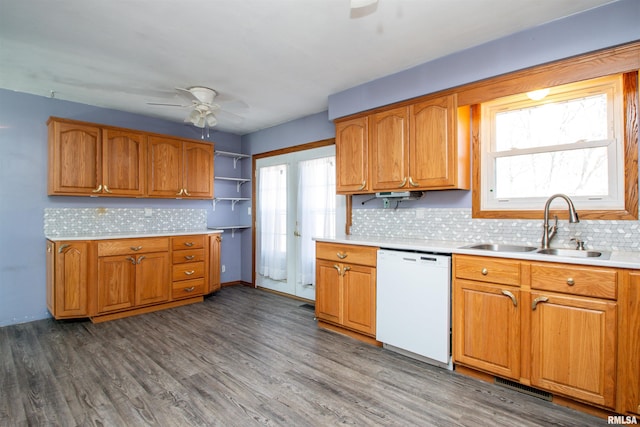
(383, 198, 390, 209)
(221, 264, 226, 273)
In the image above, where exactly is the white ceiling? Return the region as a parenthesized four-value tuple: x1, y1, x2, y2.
(0, 0, 616, 135)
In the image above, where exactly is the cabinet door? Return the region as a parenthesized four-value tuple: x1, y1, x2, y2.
(102, 129, 146, 196)
(208, 234, 222, 293)
(183, 142, 214, 198)
(135, 252, 170, 306)
(453, 279, 521, 379)
(335, 117, 369, 193)
(623, 272, 640, 415)
(315, 260, 341, 324)
(51, 241, 90, 318)
(409, 95, 456, 189)
(530, 292, 617, 408)
(370, 106, 410, 191)
(48, 121, 101, 195)
(147, 136, 184, 197)
(342, 264, 376, 336)
(97, 255, 136, 313)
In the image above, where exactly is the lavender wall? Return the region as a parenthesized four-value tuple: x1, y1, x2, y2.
(0, 90, 244, 326)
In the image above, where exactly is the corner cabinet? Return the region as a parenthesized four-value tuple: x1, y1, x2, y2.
(46, 232, 222, 323)
(453, 255, 620, 411)
(315, 242, 378, 340)
(334, 94, 470, 195)
(47, 117, 213, 199)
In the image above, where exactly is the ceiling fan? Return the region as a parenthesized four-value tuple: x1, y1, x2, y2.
(147, 86, 245, 129)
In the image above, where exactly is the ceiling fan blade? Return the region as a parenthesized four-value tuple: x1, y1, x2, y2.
(215, 110, 244, 124)
(175, 87, 202, 103)
(146, 102, 188, 107)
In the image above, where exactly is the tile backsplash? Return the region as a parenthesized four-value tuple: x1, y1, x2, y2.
(44, 208, 207, 237)
(351, 208, 640, 252)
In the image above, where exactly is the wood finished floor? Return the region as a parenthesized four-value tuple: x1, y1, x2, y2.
(1, 286, 604, 426)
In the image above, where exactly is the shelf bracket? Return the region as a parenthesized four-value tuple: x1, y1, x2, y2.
(212, 199, 217, 211)
(231, 199, 239, 211)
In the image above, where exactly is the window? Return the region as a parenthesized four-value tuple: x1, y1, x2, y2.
(480, 75, 624, 213)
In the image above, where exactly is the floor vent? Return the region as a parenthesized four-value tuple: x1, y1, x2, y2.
(494, 377, 552, 401)
(299, 303, 315, 311)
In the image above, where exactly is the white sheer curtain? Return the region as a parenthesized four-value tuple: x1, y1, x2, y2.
(297, 156, 336, 286)
(258, 164, 288, 281)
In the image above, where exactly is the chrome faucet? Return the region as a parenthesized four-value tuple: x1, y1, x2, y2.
(541, 194, 580, 249)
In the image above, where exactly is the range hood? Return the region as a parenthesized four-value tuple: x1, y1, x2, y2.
(375, 191, 424, 200)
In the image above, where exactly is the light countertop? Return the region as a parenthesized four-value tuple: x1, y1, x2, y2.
(314, 235, 640, 270)
(46, 229, 222, 242)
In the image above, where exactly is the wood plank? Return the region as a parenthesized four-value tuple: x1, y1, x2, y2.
(0, 286, 603, 425)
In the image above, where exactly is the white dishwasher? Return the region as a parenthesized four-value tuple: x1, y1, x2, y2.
(376, 249, 452, 369)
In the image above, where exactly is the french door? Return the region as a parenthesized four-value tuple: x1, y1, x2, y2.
(255, 145, 344, 300)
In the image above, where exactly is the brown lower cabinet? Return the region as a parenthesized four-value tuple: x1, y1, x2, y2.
(315, 242, 378, 339)
(46, 233, 221, 322)
(453, 254, 636, 414)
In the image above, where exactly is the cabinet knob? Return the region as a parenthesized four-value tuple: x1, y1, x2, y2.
(481, 268, 488, 276)
(566, 278, 575, 286)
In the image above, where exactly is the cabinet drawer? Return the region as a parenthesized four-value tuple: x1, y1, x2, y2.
(455, 255, 521, 286)
(172, 261, 205, 281)
(172, 235, 205, 250)
(316, 242, 377, 266)
(172, 278, 204, 299)
(98, 237, 169, 256)
(172, 248, 205, 264)
(531, 263, 617, 299)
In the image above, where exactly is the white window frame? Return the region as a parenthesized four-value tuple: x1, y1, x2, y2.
(480, 75, 624, 212)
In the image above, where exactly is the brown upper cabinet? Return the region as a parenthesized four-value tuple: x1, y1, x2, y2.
(47, 117, 214, 199)
(147, 137, 214, 199)
(335, 116, 369, 193)
(335, 94, 470, 194)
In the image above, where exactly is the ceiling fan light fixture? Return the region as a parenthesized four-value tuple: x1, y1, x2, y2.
(205, 112, 217, 127)
(350, 0, 377, 9)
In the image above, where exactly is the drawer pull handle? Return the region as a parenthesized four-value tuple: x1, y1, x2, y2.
(184, 255, 195, 260)
(136, 256, 145, 264)
(399, 177, 407, 188)
(176, 189, 184, 196)
(125, 256, 136, 265)
(532, 296, 549, 311)
(184, 270, 195, 275)
(92, 184, 103, 193)
(566, 278, 575, 286)
(103, 185, 112, 194)
(57, 243, 70, 253)
(342, 266, 351, 276)
(481, 268, 488, 276)
(501, 290, 517, 307)
(408, 176, 419, 187)
(183, 188, 191, 196)
(184, 242, 194, 247)
(333, 264, 341, 274)
(130, 246, 143, 251)
(336, 252, 348, 259)
(358, 180, 366, 191)
(184, 286, 195, 292)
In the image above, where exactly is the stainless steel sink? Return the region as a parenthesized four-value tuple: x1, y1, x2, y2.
(463, 243, 538, 253)
(536, 248, 611, 260)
